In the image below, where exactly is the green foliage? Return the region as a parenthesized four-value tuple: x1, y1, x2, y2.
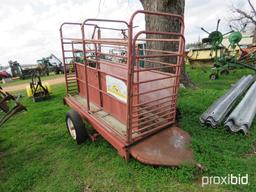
(0, 67, 255, 191)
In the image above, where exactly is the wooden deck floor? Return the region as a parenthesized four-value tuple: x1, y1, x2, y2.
(72, 95, 127, 136)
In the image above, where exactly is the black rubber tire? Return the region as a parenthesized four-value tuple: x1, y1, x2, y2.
(66, 109, 88, 144)
(32, 97, 39, 102)
(220, 69, 229, 75)
(175, 108, 181, 121)
(202, 37, 211, 43)
(209, 73, 218, 80)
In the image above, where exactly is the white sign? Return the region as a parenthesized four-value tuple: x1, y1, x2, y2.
(106, 75, 127, 103)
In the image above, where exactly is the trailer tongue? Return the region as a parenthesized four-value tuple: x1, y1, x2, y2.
(130, 126, 194, 166)
(60, 10, 194, 166)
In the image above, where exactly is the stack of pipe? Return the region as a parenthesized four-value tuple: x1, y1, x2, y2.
(225, 81, 256, 134)
(200, 75, 254, 128)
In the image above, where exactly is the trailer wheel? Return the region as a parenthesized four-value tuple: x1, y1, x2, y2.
(66, 110, 88, 144)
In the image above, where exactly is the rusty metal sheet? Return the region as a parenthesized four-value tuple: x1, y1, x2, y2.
(0, 88, 27, 127)
(130, 126, 194, 166)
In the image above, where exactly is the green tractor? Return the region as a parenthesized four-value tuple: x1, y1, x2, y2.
(37, 54, 64, 75)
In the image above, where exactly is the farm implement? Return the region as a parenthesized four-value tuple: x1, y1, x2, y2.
(26, 72, 52, 102)
(201, 20, 256, 80)
(60, 10, 194, 166)
(0, 87, 26, 127)
(8, 60, 50, 79)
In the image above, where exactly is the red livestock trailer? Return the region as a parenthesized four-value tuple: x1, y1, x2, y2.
(60, 10, 194, 166)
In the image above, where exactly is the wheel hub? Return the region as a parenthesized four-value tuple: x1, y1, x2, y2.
(67, 118, 77, 140)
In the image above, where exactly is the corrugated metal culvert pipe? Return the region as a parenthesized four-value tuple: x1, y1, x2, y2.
(224, 80, 256, 134)
(200, 75, 254, 128)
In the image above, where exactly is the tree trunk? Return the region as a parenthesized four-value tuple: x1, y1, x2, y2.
(253, 27, 256, 44)
(140, 0, 195, 87)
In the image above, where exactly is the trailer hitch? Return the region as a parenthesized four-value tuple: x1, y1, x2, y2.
(0, 87, 27, 127)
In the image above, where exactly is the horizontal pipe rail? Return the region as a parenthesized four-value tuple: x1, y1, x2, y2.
(132, 94, 177, 107)
(132, 121, 174, 142)
(132, 104, 175, 119)
(132, 98, 176, 115)
(135, 58, 178, 66)
(136, 38, 181, 42)
(133, 66, 178, 72)
(132, 107, 175, 124)
(86, 58, 127, 70)
(132, 115, 175, 134)
(136, 53, 183, 59)
(138, 48, 180, 54)
(133, 85, 177, 97)
(133, 75, 179, 85)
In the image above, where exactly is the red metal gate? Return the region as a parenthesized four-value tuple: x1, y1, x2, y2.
(127, 10, 185, 143)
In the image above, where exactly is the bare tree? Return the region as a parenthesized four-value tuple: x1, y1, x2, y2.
(230, 0, 256, 43)
(140, 0, 195, 87)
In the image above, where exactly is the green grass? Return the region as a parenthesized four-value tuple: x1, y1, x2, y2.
(0, 74, 64, 87)
(0, 67, 256, 192)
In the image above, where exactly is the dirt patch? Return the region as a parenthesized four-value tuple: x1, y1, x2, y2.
(3, 77, 65, 92)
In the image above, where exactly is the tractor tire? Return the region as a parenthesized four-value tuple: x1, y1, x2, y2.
(32, 97, 39, 102)
(202, 37, 211, 43)
(209, 73, 219, 80)
(66, 109, 88, 144)
(220, 69, 229, 75)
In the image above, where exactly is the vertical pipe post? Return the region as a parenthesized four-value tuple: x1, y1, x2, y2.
(81, 24, 91, 111)
(97, 28, 103, 107)
(174, 20, 185, 106)
(127, 22, 134, 144)
(71, 42, 79, 94)
(60, 25, 69, 94)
